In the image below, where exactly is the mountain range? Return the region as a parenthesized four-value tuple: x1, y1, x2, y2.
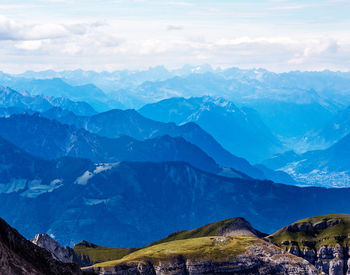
(1, 135, 350, 248)
(41, 106, 291, 182)
(0, 85, 96, 116)
(263, 132, 350, 187)
(0, 85, 294, 183)
(139, 96, 282, 163)
(1, 66, 350, 274)
(0, 114, 220, 174)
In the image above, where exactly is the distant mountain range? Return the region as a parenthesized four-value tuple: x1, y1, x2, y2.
(0, 85, 294, 183)
(139, 96, 283, 163)
(41, 106, 287, 181)
(0, 85, 96, 116)
(0, 114, 220, 174)
(0, 76, 122, 112)
(3, 67, 350, 151)
(263, 133, 350, 187)
(2, 81, 350, 187)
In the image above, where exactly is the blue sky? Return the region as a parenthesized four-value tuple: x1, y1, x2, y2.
(0, 0, 350, 72)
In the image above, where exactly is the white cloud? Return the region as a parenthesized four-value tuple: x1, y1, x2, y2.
(167, 25, 183, 31)
(267, 4, 316, 10)
(15, 40, 43, 50)
(0, 4, 35, 9)
(0, 1, 349, 72)
(0, 16, 102, 41)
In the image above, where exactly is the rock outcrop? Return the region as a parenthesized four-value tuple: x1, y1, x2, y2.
(0, 217, 87, 275)
(269, 214, 350, 275)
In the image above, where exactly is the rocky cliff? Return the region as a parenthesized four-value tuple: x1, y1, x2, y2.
(32, 233, 77, 263)
(0, 217, 86, 275)
(268, 214, 350, 275)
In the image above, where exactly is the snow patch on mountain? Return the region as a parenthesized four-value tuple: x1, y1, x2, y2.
(0, 178, 27, 194)
(75, 163, 118, 185)
(21, 179, 63, 198)
(84, 198, 110, 206)
(75, 171, 94, 185)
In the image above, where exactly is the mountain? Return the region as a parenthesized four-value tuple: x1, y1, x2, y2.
(85, 218, 316, 275)
(0, 77, 123, 112)
(32, 233, 78, 264)
(0, 85, 52, 112)
(3, 68, 348, 150)
(268, 214, 350, 275)
(42, 107, 277, 180)
(0, 217, 85, 275)
(0, 85, 96, 116)
(245, 98, 333, 144)
(47, 97, 97, 116)
(139, 96, 282, 163)
(262, 133, 350, 188)
(315, 104, 350, 147)
(147, 217, 267, 247)
(0, 114, 219, 174)
(1, 137, 350, 248)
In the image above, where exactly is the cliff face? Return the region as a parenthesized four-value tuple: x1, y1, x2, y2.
(32, 233, 77, 263)
(85, 236, 317, 275)
(284, 243, 350, 275)
(0, 218, 85, 275)
(269, 214, 350, 275)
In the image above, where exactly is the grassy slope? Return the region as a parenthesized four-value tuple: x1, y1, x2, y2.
(268, 214, 350, 249)
(94, 236, 259, 268)
(73, 244, 138, 265)
(75, 218, 253, 265)
(148, 218, 251, 247)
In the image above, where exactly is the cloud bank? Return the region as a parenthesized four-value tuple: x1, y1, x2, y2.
(0, 0, 349, 73)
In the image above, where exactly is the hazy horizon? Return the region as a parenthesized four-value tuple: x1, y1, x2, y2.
(1, 64, 350, 75)
(1, 0, 350, 73)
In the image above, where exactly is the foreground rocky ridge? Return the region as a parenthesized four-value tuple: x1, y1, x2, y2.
(80, 218, 316, 275)
(7, 214, 350, 274)
(87, 237, 317, 275)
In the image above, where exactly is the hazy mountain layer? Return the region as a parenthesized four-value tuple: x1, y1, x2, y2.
(1, 137, 350, 248)
(139, 96, 282, 163)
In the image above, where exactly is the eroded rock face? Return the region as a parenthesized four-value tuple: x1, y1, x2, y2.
(86, 241, 317, 275)
(286, 219, 343, 233)
(32, 233, 77, 263)
(286, 244, 350, 275)
(271, 216, 350, 275)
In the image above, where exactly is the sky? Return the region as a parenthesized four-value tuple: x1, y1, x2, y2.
(0, 0, 350, 73)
